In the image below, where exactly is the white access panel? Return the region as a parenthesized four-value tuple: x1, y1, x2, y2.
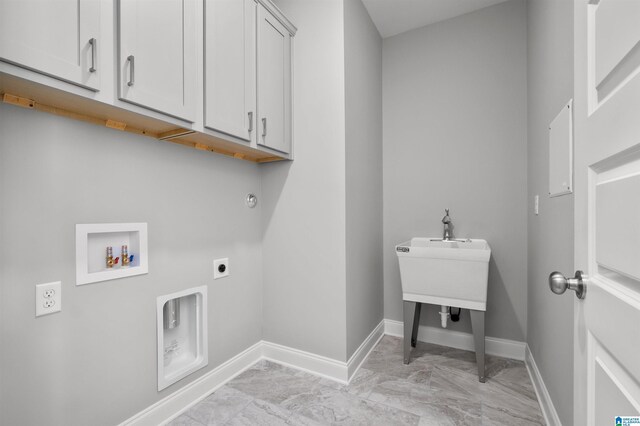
(549, 99, 573, 197)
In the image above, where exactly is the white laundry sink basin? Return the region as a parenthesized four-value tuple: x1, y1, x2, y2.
(395, 238, 491, 311)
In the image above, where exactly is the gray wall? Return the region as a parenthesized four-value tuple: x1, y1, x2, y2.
(382, 0, 528, 341)
(344, 0, 383, 359)
(0, 1, 576, 424)
(0, 104, 264, 426)
(262, 0, 348, 361)
(526, 1, 574, 424)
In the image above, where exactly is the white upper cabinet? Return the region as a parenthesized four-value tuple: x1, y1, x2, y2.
(257, 3, 292, 154)
(118, 0, 197, 122)
(0, 0, 101, 91)
(0, 0, 295, 162)
(204, 0, 257, 143)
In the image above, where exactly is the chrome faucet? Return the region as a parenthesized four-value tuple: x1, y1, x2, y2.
(442, 209, 453, 241)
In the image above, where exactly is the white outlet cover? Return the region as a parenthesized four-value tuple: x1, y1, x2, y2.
(35, 281, 61, 317)
(213, 258, 229, 279)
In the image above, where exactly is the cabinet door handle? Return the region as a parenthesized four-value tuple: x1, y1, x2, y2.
(248, 112, 253, 132)
(127, 55, 135, 87)
(262, 118, 267, 137)
(89, 38, 97, 73)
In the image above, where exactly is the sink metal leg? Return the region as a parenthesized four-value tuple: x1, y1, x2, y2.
(403, 301, 420, 364)
(470, 309, 486, 383)
(411, 302, 422, 348)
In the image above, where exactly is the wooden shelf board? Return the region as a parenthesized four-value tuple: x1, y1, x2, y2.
(0, 73, 286, 164)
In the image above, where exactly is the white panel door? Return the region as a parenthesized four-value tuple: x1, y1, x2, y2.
(573, 1, 640, 424)
(119, 0, 197, 122)
(257, 4, 291, 154)
(0, 0, 101, 90)
(204, 0, 256, 142)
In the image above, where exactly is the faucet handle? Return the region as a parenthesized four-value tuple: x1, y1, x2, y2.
(442, 208, 451, 223)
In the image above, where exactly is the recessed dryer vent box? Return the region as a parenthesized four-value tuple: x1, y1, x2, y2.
(75, 223, 148, 285)
(157, 286, 208, 391)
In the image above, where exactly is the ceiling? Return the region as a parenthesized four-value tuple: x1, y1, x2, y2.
(361, 0, 511, 38)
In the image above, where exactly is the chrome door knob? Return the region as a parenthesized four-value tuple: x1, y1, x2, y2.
(549, 270, 586, 300)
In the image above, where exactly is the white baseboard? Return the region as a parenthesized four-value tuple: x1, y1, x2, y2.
(262, 340, 350, 384)
(263, 319, 386, 384)
(119, 320, 386, 425)
(347, 321, 385, 379)
(119, 341, 263, 426)
(383, 319, 526, 361)
(525, 345, 562, 426)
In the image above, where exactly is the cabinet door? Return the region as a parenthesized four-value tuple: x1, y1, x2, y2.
(204, 0, 256, 142)
(257, 4, 291, 154)
(119, 0, 197, 122)
(0, 0, 101, 91)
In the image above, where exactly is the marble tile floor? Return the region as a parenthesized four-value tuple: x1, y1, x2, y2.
(168, 336, 545, 426)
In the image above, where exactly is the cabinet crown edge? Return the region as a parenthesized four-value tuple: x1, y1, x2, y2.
(258, 0, 297, 35)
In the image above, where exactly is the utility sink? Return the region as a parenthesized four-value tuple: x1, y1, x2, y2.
(396, 237, 491, 382)
(395, 238, 491, 311)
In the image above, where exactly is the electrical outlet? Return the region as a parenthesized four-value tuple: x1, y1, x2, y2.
(213, 258, 230, 279)
(35, 281, 61, 317)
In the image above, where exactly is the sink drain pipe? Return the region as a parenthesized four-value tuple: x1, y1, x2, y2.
(440, 305, 449, 328)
